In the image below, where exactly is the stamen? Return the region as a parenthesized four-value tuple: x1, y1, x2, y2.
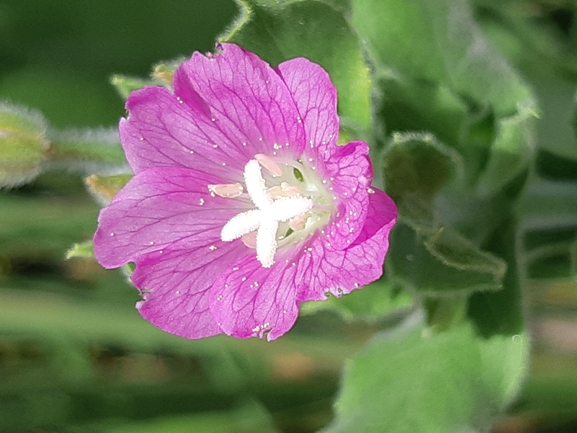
(267, 182, 301, 199)
(289, 212, 311, 231)
(208, 183, 244, 198)
(255, 153, 283, 177)
(241, 231, 257, 249)
(281, 182, 302, 195)
(267, 186, 284, 199)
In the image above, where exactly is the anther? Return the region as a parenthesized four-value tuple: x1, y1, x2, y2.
(208, 183, 244, 198)
(289, 212, 310, 231)
(241, 231, 257, 249)
(255, 153, 283, 177)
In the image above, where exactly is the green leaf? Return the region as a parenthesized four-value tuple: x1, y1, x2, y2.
(467, 216, 525, 337)
(475, 101, 537, 195)
(383, 132, 463, 225)
(223, 0, 371, 137)
(387, 223, 507, 295)
(328, 215, 529, 431)
(378, 78, 469, 151)
(102, 401, 278, 433)
(518, 179, 577, 280)
(301, 278, 413, 323)
(382, 132, 508, 295)
(0, 102, 49, 188)
(323, 316, 528, 433)
(350, 0, 532, 116)
(569, 239, 577, 278)
(529, 77, 577, 181)
(351, 0, 537, 195)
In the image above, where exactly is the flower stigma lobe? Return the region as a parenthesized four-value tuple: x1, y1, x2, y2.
(220, 157, 331, 268)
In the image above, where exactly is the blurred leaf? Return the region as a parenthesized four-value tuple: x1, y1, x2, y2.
(382, 132, 507, 295)
(468, 216, 525, 337)
(383, 132, 463, 225)
(0, 194, 99, 257)
(0, 66, 124, 128)
(513, 374, 577, 429)
(101, 401, 278, 433)
(350, 0, 533, 116)
(569, 239, 577, 278)
(474, 0, 577, 80)
(323, 314, 528, 433)
(223, 0, 371, 137)
(475, 101, 537, 195)
(387, 223, 507, 295)
(0, 390, 73, 430)
(352, 0, 537, 196)
(530, 76, 577, 180)
(85, 173, 132, 206)
(0, 101, 49, 187)
(0, 288, 360, 382)
(518, 179, 577, 279)
(537, 151, 577, 182)
(378, 78, 469, 150)
(301, 278, 413, 323)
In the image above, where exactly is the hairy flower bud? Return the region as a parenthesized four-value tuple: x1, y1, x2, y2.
(0, 103, 49, 188)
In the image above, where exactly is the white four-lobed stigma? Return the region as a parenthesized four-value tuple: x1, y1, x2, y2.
(221, 158, 313, 268)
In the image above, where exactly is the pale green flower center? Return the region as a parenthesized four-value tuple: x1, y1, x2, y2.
(215, 154, 333, 267)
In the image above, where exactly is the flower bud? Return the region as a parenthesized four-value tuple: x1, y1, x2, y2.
(0, 102, 49, 188)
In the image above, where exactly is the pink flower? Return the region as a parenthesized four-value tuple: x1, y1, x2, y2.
(94, 43, 397, 340)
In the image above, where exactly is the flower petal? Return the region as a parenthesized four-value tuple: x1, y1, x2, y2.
(176, 43, 306, 158)
(323, 141, 373, 250)
(209, 248, 303, 340)
(297, 188, 397, 301)
(121, 87, 247, 180)
(94, 166, 248, 268)
(133, 242, 246, 339)
(276, 57, 339, 169)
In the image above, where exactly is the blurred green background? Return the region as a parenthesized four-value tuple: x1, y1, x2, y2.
(1, 1, 577, 432)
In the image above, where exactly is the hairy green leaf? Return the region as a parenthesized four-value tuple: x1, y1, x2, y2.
(323, 315, 528, 433)
(383, 132, 463, 225)
(388, 223, 507, 295)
